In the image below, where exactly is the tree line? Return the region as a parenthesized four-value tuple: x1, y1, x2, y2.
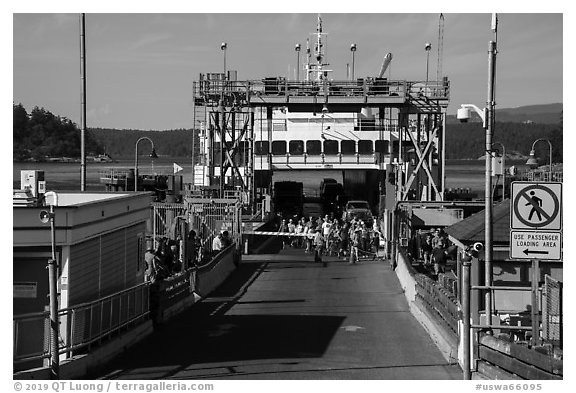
(13, 104, 562, 163)
(13, 103, 103, 161)
(445, 122, 562, 162)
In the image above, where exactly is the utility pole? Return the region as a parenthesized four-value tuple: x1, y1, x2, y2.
(484, 14, 498, 325)
(80, 13, 87, 191)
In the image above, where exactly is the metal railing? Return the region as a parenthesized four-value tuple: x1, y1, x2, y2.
(194, 78, 450, 102)
(152, 202, 187, 243)
(521, 170, 563, 183)
(14, 282, 150, 366)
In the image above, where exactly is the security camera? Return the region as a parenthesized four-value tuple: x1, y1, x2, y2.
(473, 242, 484, 252)
(457, 107, 471, 123)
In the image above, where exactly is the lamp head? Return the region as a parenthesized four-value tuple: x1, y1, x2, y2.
(350, 43, 357, 52)
(295, 43, 301, 51)
(425, 42, 432, 51)
(221, 42, 227, 50)
(321, 104, 329, 114)
(526, 150, 538, 168)
(456, 106, 471, 122)
(149, 148, 158, 159)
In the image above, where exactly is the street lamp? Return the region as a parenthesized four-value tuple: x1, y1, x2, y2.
(295, 43, 301, 81)
(134, 137, 158, 192)
(456, 46, 498, 329)
(350, 44, 357, 80)
(221, 42, 227, 78)
(526, 138, 553, 182)
(425, 42, 432, 87)
(43, 191, 59, 379)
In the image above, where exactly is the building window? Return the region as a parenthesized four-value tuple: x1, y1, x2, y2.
(323, 140, 339, 155)
(137, 233, 144, 272)
(289, 140, 304, 155)
(341, 140, 356, 154)
(272, 141, 287, 155)
(358, 140, 373, 154)
(255, 141, 269, 155)
(306, 140, 322, 155)
(375, 140, 389, 154)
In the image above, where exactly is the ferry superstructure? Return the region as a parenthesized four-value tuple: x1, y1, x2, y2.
(192, 15, 450, 212)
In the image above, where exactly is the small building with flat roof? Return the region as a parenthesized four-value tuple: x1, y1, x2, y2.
(13, 191, 154, 316)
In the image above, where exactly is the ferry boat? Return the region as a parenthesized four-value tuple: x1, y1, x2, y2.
(192, 15, 450, 216)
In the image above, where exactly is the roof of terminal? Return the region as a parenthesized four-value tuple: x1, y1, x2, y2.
(444, 200, 511, 244)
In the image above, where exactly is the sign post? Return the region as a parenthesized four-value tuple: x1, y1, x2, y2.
(510, 181, 562, 346)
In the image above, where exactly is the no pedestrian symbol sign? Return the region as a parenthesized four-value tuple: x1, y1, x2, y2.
(511, 182, 562, 230)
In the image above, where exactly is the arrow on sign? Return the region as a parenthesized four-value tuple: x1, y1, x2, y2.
(340, 326, 365, 332)
(523, 249, 549, 256)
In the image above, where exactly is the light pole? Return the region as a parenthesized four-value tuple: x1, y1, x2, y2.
(492, 142, 506, 202)
(425, 42, 432, 87)
(42, 191, 59, 379)
(134, 137, 158, 192)
(295, 44, 301, 81)
(455, 37, 497, 327)
(221, 42, 227, 78)
(526, 138, 553, 182)
(350, 44, 357, 80)
(80, 14, 87, 192)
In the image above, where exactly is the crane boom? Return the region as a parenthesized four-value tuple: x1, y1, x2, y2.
(378, 53, 393, 78)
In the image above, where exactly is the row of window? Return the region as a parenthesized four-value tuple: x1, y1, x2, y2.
(254, 140, 399, 155)
(208, 139, 410, 165)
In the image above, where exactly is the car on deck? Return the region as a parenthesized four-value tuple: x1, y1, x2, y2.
(342, 200, 373, 226)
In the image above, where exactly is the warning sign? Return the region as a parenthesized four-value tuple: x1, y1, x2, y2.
(511, 182, 562, 230)
(510, 230, 562, 261)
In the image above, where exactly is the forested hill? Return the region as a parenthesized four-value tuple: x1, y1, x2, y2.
(90, 128, 196, 159)
(91, 122, 563, 162)
(446, 122, 562, 161)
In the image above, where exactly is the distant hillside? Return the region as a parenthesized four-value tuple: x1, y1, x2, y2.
(447, 103, 562, 124)
(445, 121, 562, 162)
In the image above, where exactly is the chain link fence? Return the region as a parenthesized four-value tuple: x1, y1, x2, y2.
(542, 274, 562, 348)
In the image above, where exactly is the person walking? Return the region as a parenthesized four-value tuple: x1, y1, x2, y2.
(349, 226, 361, 264)
(312, 228, 326, 266)
(421, 233, 433, 267)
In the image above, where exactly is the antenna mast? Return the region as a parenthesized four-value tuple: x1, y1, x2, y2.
(436, 13, 444, 83)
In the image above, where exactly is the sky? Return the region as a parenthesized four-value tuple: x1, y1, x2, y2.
(11, 6, 564, 131)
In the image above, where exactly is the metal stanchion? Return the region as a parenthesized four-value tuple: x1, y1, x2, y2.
(531, 259, 540, 346)
(462, 259, 472, 380)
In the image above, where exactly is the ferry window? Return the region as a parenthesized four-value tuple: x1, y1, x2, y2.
(214, 142, 222, 165)
(358, 140, 373, 154)
(306, 140, 321, 155)
(238, 141, 249, 165)
(289, 140, 304, 155)
(391, 140, 400, 155)
(341, 140, 356, 154)
(323, 140, 339, 155)
(255, 141, 269, 155)
(271, 141, 287, 155)
(375, 140, 389, 154)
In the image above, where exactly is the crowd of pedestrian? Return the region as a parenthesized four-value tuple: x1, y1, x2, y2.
(278, 213, 383, 264)
(417, 227, 453, 275)
(144, 227, 233, 284)
(144, 237, 184, 283)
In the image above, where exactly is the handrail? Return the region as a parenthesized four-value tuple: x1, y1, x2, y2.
(14, 282, 151, 366)
(57, 282, 150, 314)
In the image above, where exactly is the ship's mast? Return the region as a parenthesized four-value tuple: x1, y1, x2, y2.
(306, 14, 331, 81)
